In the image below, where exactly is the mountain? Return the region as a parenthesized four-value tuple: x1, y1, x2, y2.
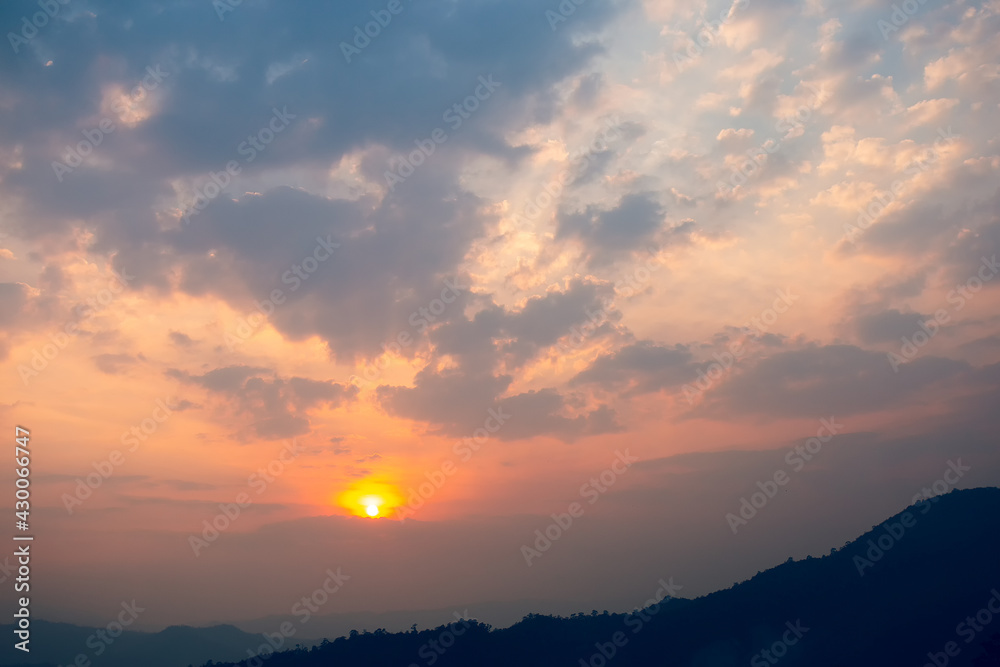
(200, 487, 1000, 667)
(232, 599, 593, 638)
(0, 621, 321, 667)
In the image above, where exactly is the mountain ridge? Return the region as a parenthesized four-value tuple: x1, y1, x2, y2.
(4, 488, 998, 667)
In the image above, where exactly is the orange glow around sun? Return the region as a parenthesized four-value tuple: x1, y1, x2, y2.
(336, 479, 404, 518)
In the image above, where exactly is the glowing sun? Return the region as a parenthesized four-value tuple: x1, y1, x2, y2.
(336, 480, 403, 518)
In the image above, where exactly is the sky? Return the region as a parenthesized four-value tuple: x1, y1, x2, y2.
(1, 0, 999, 633)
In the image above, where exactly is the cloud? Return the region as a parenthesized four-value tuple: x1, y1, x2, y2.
(850, 190, 1000, 291)
(0, 282, 30, 329)
(571, 341, 696, 395)
(0, 0, 634, 371)
(167, 365, 357, 439)
(692, 344, 970, 419)
(557, 192, 688, 267)
(168, 331, 196, 347)
(376, 276, 632, 440)
(92, 353, 138, 375)
(851, 308, 931, 345)
(377, 366, 622, 442)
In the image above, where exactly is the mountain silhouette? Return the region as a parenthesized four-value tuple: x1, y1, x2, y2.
(0, 622, 320, 667)
(199, 486, 1000, 667)
(5, 488, 998, 667)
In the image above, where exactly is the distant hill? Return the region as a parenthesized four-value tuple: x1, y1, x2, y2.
(0, 621, 319, 667)
(201, 487, 1000, 667)
(234, 598, 593, 639)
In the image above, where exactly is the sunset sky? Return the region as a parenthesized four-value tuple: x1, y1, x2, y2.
(1, 0, 999, 632)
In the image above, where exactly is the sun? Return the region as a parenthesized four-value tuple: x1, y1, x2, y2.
(360, 495, 384, 517)
(335, 479, 403, 518)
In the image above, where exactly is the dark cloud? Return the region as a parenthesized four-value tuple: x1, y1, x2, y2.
(377, 278, 627, 440)
(377, 368, 512, 434)
(852, 308, 930, 345)
(1, 0, 625, 239)
(944, 216, 1000, 287)
(0, 0, 634, 369)
(378, 366, 621, 442)
(571, 341, 696, 394)
(167, 364, 357, 439)
(130, 183, 483, 362)
(570, 72, 604, 108)
(170, 364, 270, 393)
(39, 264, 66, 291)
(288, 376, 356, 410)
(92, 352, 137, 375)
(557, 192, 671, 266)
(0, 282, 29, 329)
(848, 191, 1000, 289)
(692, 344, 970, 419)
(492, 389, 623, 442)
(168, 330, 196, 347)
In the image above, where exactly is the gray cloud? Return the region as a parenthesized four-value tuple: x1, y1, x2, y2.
(852, 308, 930, 344)
(167, 364, 357, 439)
(168, 330, 196, 347)
(692, 344, 971, 419)
(571, 341, 696, 394)
(92, 352, 138, 375)
(557, 192, 673, 267)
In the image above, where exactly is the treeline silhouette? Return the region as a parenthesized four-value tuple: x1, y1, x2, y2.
(204, 487, 1000, 667)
